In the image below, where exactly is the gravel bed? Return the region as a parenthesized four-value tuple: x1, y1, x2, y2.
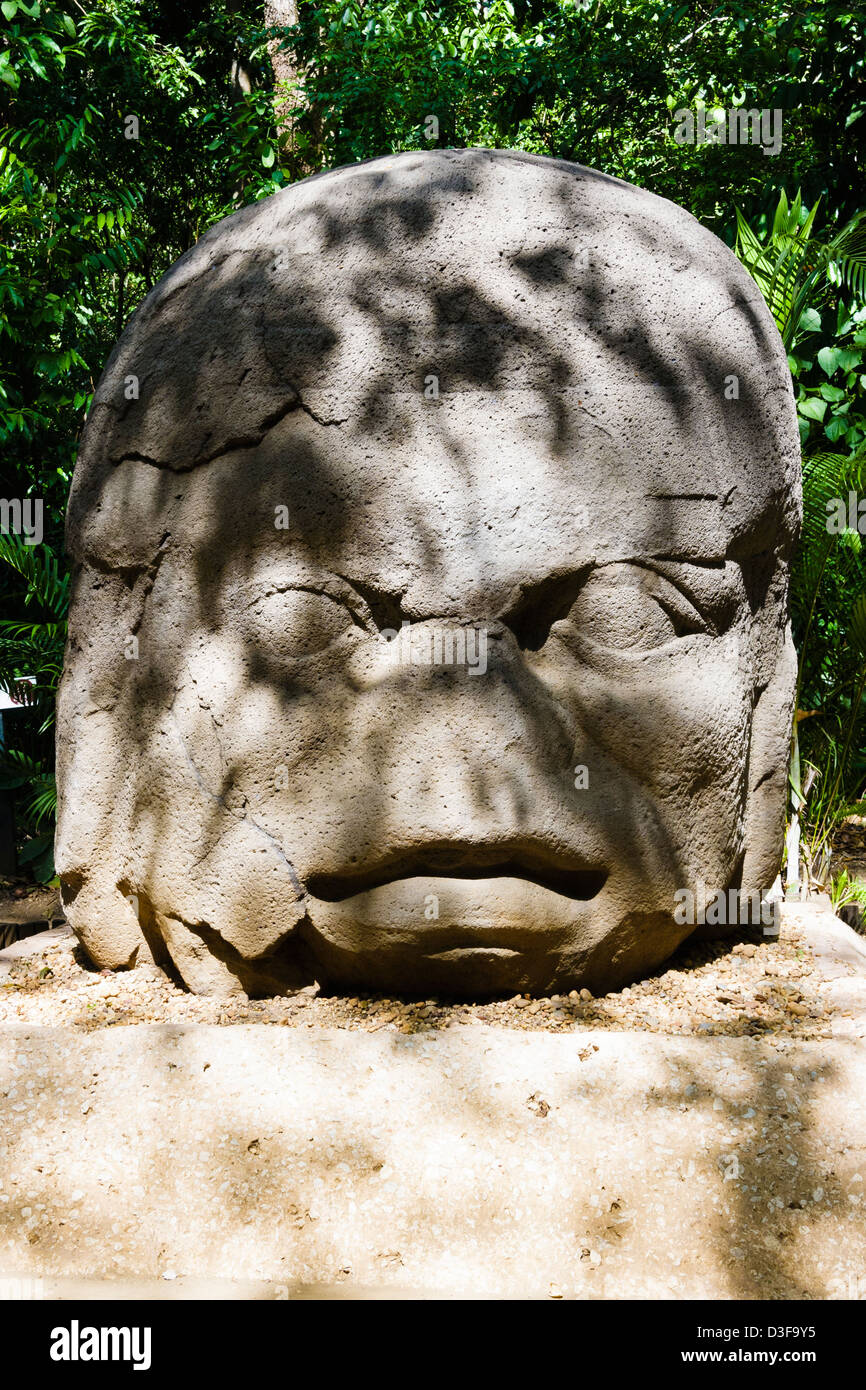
(0, 919, 838, 1039)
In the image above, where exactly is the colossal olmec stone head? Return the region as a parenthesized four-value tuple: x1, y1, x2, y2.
(57, 149, 801, 998)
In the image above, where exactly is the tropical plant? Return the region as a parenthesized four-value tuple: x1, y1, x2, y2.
(735, 190, 866, 894)
(783, 444, 866, 883)
(735, 190, 866, 353)
(0, 531, 69, 880)
(734, 193, 866, 452)
(830, 866, 866, 913)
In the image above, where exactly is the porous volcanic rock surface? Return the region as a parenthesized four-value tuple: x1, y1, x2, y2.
(58, 148, 800, 998)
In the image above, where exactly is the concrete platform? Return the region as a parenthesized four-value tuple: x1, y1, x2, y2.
(1, 904, 865, 1300)
(0, 923, 72, 978)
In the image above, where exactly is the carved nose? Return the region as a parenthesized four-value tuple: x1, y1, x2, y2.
(372, 630, 574, 803)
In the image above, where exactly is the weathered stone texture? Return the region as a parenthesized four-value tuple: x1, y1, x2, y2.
(57, 150, 800, 996)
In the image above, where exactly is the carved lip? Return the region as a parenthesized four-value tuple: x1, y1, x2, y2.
(302, 859, 609, 977)
(307, 855, 608, 904)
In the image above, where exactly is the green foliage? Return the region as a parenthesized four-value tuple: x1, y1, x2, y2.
(830, 866, 866, 911)
(735, 187, 866, 869)
(735, 193, 866, 451)
(0, 532, 68, 880)
(281, 0, 866, 228)
(0, 530, 68, 723)
(783, 442, 866, 861)
(735, 191, 866, 350)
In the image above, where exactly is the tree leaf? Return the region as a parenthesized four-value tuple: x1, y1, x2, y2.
(826, 415, 850, 442)
(798, 396, 827, 422)
(818, 346, 840, 376)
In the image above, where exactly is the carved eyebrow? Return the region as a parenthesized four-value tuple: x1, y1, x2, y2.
(590, 559, 728, 611)
(500, 556, 741, 651)
(614, 557, 742, 630)
(638, 556, 738, 590)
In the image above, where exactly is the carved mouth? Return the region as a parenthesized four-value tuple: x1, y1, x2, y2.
(307, 855, 607, 904)
(301, 850, 609, 990)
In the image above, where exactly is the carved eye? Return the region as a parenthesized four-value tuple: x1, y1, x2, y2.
(560, 565, 710, 652)
(244, 587, 359, 657)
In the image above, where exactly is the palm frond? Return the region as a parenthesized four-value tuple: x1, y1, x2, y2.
(824, 210, 866, 300)
(790, 448, 866, 616)
(734, 193, 866, 350)
(20, 779, 57, 831)
(0, 531, 70, 619)
(849, 594, 866, 663)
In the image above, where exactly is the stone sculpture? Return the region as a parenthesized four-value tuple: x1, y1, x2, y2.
(57, 149, 801, 997)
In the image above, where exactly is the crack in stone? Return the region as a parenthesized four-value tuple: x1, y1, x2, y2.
(293, 398, 350, 429)
(579, 405, 614, 439)
(244, 815, 306, 901)
(130, 531, 172, 635)
(647, 492, 720, 502)
(167, 700, 307, 903)
(110, 386, 348, 475)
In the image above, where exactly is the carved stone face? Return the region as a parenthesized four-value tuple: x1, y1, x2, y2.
(58, 150, 801, 997)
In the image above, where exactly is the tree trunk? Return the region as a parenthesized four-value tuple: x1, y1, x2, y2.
(264, 0, 306, 161)
(265, 0, 300, 87)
